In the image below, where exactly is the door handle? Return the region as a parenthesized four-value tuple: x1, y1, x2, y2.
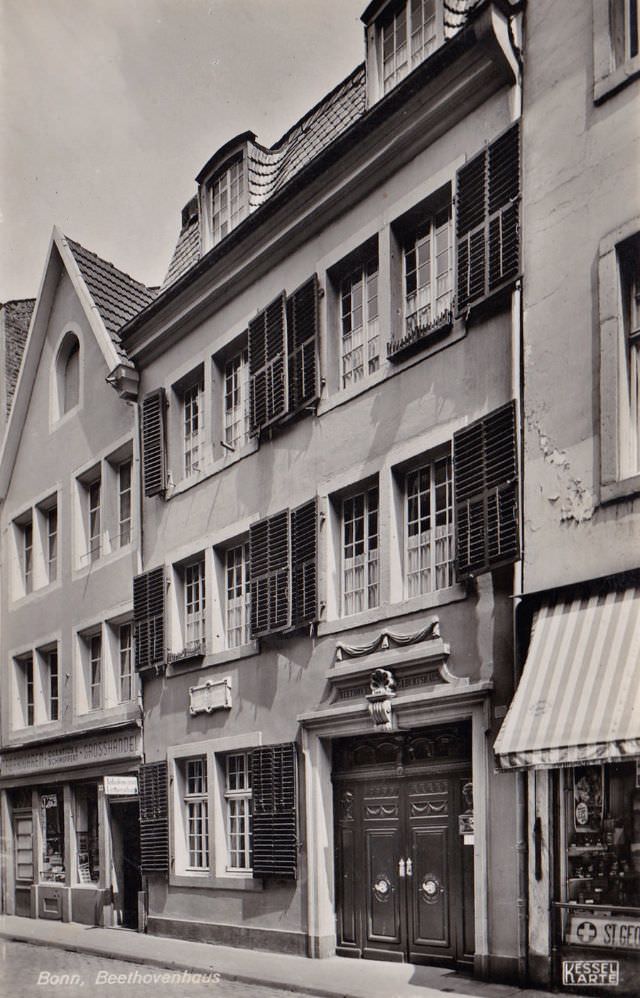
(398, 858, 406, 878)
(406, 857, 413, 877)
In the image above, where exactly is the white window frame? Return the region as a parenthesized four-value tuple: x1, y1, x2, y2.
(224, 752, 252, 873)
(88, 632, 102, 711)
(181, 757, 210, 871)
(380, 0, 443, 95)
(405, 452, 454, 598)
(225, 542, 251, 649)
(224, 348, 250, 451)
(403, 205, 452, 334)
(118, 460, 132, 547)
(340, 258, 380, 388)
(593, 0, 640, 101)
(46, 505, 58, 583)
(183, 381, 203, 477)
(118, 622, 133, 703)
(88, 476, 101, 563)
(211, 159, 247, 247)
(184, 557, 206, 652)
(15, 654, 35, 728)
(47, 648, 59, 721)
(342, 485, 380, 617)
(22, 517, 33, 595)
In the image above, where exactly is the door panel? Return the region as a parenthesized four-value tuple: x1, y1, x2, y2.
(362, 782, 404, 958)
(14, 810, 34, 918)
(411, 826, 449, 949)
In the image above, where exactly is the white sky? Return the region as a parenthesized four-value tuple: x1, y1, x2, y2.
(0, 0, 366, 301)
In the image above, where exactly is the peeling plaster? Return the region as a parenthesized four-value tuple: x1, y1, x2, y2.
(527, 413, 595, 524)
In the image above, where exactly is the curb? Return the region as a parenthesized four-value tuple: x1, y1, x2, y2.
(0, 929, 353, 998)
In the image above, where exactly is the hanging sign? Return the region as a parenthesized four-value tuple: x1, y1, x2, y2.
(104, 775, 138, 796)
(40, 794, 58, 809)
(573, 766, 604, 833)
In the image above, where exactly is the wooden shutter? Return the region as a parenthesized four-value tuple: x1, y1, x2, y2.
(291, 498, 318, 628)
(286, 276, 319, 416)
(142, 389, 167, 497)
(249, 510, 290, 637)
(139, 761, 169, 875)
(251, 743, 297, 879)
(249, 293, 287, 434)
(456, 122, 520, 312)
(454, 399, 519, 577)
(133, 566, 165, 671)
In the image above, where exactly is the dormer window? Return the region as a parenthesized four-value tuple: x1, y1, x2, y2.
(211, 158, 247, 247)
(380, 0, 443, 94)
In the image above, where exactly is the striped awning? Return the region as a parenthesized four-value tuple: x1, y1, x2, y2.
(495, 586, 640, 769)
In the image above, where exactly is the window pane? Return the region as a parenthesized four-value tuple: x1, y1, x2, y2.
(406, 454, 454, 597)
(343, 486, 379, 615)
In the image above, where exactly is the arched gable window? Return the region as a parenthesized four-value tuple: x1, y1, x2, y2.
(55, 332, 80, 417)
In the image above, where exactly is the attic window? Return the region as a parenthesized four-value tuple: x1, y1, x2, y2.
(380, 0, 444, 94)
(54, 331, 80, 419)
(210, 157, 247, 247)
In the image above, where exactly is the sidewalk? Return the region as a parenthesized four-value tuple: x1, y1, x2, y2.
(0, 914, 570, 998)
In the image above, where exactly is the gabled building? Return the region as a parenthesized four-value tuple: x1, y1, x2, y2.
(494, 2, 640, 994)
(0, 228, 154, 928)
(118, 0, 526, 980)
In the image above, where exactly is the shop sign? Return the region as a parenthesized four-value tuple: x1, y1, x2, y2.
(189, 677, 232, 715)
(0, 730, 142, 777)
(104, 775, 138, 796)
(567, 915, 640, 950)
(40, 793, 57, 809)
(573, 766, 604, 833)
(458, 813, 474, 835)
(562, 960, 619, 987)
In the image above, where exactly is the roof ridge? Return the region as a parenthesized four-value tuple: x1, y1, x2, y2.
(65, 235, 155, 297)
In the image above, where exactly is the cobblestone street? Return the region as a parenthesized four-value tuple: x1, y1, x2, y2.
(0, 940, 309, 998)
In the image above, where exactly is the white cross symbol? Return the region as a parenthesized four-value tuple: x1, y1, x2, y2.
(576, 921, 597, 943)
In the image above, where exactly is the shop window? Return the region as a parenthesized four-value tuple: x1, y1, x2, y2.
(224, 752, 252, 872)
(225, 541, 251, 649)
(181, 758, 209, 871)
(342, 485, 379, 616)
(118, 460, 132, 546)
(75, 785, 100, 884)
(559, 763, 640, 945)
(405, 452, 454, 597)
(40, 789, 65, 883)
(223, 347, 250, 451)
(119, 623, 133, 702)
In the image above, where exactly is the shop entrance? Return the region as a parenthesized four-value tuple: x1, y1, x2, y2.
(333, 725, 474, 966)
(13, 808, 34, 918)
(109, 800, 141, 929)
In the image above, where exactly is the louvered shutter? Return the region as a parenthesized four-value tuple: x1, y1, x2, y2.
(249, 293, 287, 434)
(139, 761, 169, 875)
(286, 276, 319, 416)
(456, 122, 520, 312)
(251, 743, 297, 879)
(291, 498, 318, 627)
(249, 510, 290, 637)
(454, 400, 519, 577)
(133, 566, 165, 671)
(142, 389, 167, 497)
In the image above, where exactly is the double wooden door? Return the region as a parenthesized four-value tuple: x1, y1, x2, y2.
(335, 769, 474, 965)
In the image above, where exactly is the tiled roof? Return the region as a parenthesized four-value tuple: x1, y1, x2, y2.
(1, 299, 34, 419)
(158, 0, 485, 294)
(160, 65, 366, 291)
(66, 237, 157, 357)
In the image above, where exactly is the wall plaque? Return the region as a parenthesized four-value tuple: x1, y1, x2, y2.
(189, 677, 232, 715)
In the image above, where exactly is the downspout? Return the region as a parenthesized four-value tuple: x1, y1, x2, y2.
(509, 12, 528, 984)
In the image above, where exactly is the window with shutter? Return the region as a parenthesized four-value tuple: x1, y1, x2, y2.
(249, 294, 287, 434)
(453, 400, 519, 577)
(139, 761, 169, 876)
(286, 275, 319, 416)
(251, 743, 297, 879)
(456, 123, 520, 313)
(142, 389, 167, 497)
(249, 511, 290, 637)
(133, 567, 165, 671)
(249, 499, 319, 638)
(291, 498, 318, 627)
